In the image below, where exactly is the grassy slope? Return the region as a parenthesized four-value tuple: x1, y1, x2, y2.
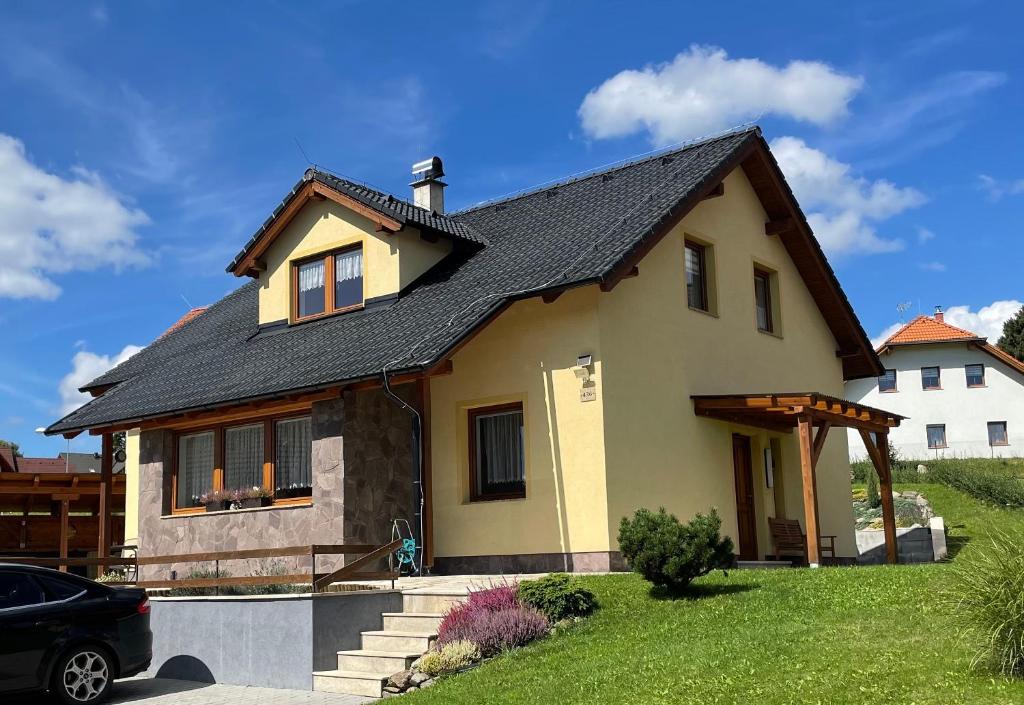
(409, 484, 1024, 705)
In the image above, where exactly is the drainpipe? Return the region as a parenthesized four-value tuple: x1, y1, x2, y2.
(380, 370, 426, 576)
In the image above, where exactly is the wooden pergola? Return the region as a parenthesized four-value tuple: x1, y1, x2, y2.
(692, 393, 905, 566)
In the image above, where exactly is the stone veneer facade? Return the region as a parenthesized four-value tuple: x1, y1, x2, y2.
(137, 386, 415, 580)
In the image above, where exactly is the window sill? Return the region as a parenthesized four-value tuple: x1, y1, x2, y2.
(990, 443, 1010, 447)
(688, 306, 719, 319)
(928, 446, 948, 450)
(922, 387, 943, 391)
(467, 494, 527, 504)
(880, 389, 899, 394)
(757, 328, 783, 340)
(292, 304, 364, 326)
(968, 385, 988, 389)
(164, 499, 313, 518)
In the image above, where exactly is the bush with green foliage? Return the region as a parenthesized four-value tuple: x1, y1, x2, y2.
(951, 529, 1024, 676)
(617, 507, 733, 592)
(518, 573, 597, 622)
(418, 640, 481, 676)
(865, 465, 881, 508)
(851, 457, 1024, 508)
(997, 305, 1024, 363)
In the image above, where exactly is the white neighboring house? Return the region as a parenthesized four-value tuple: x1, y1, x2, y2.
(846, 310, 1024, 460)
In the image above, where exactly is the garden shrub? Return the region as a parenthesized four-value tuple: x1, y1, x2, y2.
(851, 457, 1024, 508)
(865, 465, 881, 508)
(437, 601, 550, 656)
(617, 507, 734, 592)
(418, 640, 481, 676)
(517, 573, 597, 622)
(465, 581, 519, 612)
(950, 529, 1024, 676)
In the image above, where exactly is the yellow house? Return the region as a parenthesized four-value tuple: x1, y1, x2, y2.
(47, 127, 903, 574)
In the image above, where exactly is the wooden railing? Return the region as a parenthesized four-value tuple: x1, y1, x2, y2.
(0, 539, 404, 593)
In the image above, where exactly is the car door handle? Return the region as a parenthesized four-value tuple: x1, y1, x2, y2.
(35, 619, 61, 627)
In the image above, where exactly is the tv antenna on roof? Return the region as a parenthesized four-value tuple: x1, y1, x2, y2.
(896, 301, 912, 321)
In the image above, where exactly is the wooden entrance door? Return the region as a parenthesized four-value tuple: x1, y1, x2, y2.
(732, 434, 758, 561)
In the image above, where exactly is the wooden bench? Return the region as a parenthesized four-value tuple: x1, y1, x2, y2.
(768, 517, 835, 563)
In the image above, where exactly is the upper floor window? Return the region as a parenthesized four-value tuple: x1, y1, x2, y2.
(754, 268, 774, 333)
(966, 364, 986, 388)
(293, 245, 364, 322)
(921, 366, 941, 390)
(684, 241, 709, 312)
(926, 424, 947, 449)
(469, 402, 526, 501)
(878, 369, 897, 393)
(988, 421, 1008, 447)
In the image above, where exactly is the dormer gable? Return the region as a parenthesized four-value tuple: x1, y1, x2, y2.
(229, 167, 483, 326)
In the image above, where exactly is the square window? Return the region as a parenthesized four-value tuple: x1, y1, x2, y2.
(296, 259, 326, 318)
(754, 269, 774, 333)
(334, 248, 364, 310)
(470, 403, 526, 501)
(926, 424, 947, 449)
(966, 364, 985, 388)
(878, 369, 897, 393)
(684, 242, 708, 312)
(275, 417, 312, 498)
(988, 421, 1008, 446)
(921, 366, 941, 390)
(224, 424, 264, 491)
(177, 431, 215, 508)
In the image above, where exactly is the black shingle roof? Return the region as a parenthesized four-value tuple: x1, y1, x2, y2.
(49, 127, 866, 434)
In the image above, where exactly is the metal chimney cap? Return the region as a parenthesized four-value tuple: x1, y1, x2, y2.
(411, 156, 444, 180)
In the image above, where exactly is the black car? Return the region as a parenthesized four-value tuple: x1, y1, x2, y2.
(0, 564, 152, 704)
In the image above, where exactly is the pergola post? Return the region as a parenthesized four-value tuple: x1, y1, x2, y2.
(797, 415, 822, 567)
(58, 498, 70, 573)
(98, 432, 114, 576)
(858, 429, 898, 564)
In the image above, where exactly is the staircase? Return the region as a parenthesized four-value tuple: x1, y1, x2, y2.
(313, 587, 469, 698)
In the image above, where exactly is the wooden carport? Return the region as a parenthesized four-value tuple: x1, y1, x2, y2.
(692, 393, 905, 566)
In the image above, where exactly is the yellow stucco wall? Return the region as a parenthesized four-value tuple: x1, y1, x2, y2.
(124, 428, 140, 546)
(430, 286, 611, 558)
(429, 165, 857, 560)
(257, 199, 451, 324)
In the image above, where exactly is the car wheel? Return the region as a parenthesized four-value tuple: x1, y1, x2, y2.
(50, 645, 114, 705)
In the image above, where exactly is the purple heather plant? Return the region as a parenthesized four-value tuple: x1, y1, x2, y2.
(437, 590, 549, 657)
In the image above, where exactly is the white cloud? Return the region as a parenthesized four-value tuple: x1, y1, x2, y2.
(770, 136, 925, 255)
(978, 174, 1024, 202)
(916, 227, 936, 243)
(871, 300, 1024, 349)
(58, 344, 143, 415)
(578, 45, 863, 145)
(918, 261, 947, 272)
(0, 134, 150, 300)
(944, 300, 1023, 341)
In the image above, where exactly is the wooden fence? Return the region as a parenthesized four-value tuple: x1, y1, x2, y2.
(0, 539, 404, 592)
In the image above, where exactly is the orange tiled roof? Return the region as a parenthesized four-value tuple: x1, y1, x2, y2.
(159, 307, 208, 339)
(882, 315, 983, 346)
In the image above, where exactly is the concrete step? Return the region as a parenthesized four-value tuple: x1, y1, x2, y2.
(382, 612, 444, 632)
(401, 589, 469, 614)
(312, 669, 390, 698)
(337, 649, 420, 674)
(361, 630, 437, 653)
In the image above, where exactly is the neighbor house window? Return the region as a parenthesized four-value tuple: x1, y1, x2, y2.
(172, 414, 313, 512)
(921, 366, 941, 390)
(275, 417, 313, 499)
(293, 245, 364, 321)
(754, 269, 774, 333)
(469, 402, 526, 501)
(926, 424, 947, 449)
(176, 431, 215, 508)
(878, 369, 897, 393)
(988, 421, 1008, 447)
(684, 241, 708, 312)
(966, 364, 986, 388)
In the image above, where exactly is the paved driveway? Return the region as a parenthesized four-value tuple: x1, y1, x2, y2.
(11, 677, 372, 705)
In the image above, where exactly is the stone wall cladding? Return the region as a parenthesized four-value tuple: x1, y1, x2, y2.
(137, 390, 415, 581)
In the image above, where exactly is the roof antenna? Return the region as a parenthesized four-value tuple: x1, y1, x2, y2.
(293, 137, 315, 169)
(896, 301, 912, 322)
(180, 293, 193, 309)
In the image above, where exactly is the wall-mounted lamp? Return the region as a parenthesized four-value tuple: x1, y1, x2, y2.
(573, 353, 593, 386)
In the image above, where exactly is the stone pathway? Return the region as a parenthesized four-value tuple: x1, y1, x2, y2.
(10, 678, 373, 705)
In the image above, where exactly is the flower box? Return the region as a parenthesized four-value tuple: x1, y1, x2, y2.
(204, 500, 231, 512)
(240, 496, 273, 509)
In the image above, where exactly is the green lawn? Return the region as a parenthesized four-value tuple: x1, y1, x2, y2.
(409, 484, 1024, 704)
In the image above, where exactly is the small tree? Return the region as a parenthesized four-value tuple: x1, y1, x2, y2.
(865, 466, 881, 508)
(0, 440, 20, 457)
(618, 507, 734, 593)
(997, 306, 1024, 363)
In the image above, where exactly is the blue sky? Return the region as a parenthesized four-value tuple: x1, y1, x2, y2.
(2, 1, 1023, 457)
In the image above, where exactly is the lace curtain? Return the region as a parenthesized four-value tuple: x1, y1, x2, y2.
(276, 417, 312, 494)
(335, 249, 363, 308)
(177, 432, 214, 507)
(476, 410, 524, 488)
(225, 424, 263, 490)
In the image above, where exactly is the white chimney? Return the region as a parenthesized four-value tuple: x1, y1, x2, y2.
(411, 156, 446, 214)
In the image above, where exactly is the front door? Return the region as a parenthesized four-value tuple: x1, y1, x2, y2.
(731, 434, 758, 561)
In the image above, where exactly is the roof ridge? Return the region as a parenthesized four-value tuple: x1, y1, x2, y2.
(450, 126, 761, 216)
(882, 313, 984, 347)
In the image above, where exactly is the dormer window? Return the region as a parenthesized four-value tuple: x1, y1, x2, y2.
(292, 244, 364, 322)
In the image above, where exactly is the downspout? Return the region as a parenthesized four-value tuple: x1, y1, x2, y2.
(380, 368, 426, 576)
